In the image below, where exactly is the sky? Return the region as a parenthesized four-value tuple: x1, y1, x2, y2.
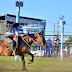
(0, 0, 72, 40)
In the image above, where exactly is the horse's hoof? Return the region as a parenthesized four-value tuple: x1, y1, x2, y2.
(22, 67, 26, 70)
(28, 61, 33, 64)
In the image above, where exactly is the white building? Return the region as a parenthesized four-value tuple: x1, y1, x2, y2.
(0, 14, 46, 35)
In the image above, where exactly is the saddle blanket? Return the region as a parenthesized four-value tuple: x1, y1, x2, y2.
(4, 37, 13, 43)
(4, 47, 12, 49)
(0, 38, 13, 49)
(4, 37, 13, 49)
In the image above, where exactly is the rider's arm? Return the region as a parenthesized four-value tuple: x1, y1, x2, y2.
(19, 28, 23, 31)
(19, 28, 25, 34)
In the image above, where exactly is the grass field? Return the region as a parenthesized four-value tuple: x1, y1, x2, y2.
(0, 56, 72, 72)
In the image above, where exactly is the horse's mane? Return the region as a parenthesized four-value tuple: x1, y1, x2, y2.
(26, 34, 35, 38)
(17, 33, 45, 48)
(17, 35, 34, 48)
(17, 36, 27, 48)
(17, 34, 36, 48)
(42, 35, 46, 45)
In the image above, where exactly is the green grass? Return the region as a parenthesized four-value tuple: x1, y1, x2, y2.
(0, 56, 72, 72)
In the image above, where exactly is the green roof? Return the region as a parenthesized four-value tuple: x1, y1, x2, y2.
(64, 36, 72, 46)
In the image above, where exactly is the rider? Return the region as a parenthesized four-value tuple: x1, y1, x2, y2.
(5, 22, 23, 56)
(26, 28, 30, 34)
(56, 36, 60, 44)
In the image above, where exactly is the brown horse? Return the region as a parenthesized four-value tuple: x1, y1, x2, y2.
(0, 39, 13, 56)
(0, 33, 47, 70)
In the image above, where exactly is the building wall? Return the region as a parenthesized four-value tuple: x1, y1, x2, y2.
(5, 14, 46, 35)
(0, 14, 46, 36)
(0, 20, 6, 34)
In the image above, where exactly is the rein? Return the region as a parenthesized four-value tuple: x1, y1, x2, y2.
(39, 35, 44, 47)
(21, 34, 45, 49)
(22, 34, 36, 48)
(27, 34, 45, 48)
(22, 37, 31, 48)
(27, 35, 35, 42)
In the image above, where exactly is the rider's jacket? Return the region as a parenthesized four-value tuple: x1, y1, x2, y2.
(5, 27, 23, 38)
(12, 27, 23, 35)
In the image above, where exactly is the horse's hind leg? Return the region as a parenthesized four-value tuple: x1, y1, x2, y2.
(21, 52, 26, 70)
(28, 51, 34, 64)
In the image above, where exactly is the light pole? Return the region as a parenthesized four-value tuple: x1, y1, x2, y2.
(16, 1, 23, 23)
(15, 1, 23, 62)
(16, 7, 20, 23)
(59, 16, 66, 61)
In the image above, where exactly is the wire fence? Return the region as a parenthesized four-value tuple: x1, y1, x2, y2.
(0, 20, 72, 59)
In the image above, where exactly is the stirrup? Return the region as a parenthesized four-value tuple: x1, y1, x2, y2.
(16, 44, 18, 48)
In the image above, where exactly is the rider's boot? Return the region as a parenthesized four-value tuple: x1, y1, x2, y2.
(13, 50, 16, 56)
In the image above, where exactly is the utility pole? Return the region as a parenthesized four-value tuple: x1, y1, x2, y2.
(59, 15, 66, 61)
(57, 21, 59, 36)
(60, 21, 66, 61)
(53, 25, 55, 55)
(54, 25, 55, 35)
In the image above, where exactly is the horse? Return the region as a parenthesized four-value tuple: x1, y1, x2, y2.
(0, 33, 47, 70)
(0, 40, 13, 56)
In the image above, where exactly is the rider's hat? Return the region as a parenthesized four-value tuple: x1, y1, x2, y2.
(13, 23, 19, 27)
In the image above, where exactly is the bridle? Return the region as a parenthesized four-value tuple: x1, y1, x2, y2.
(38, 35, 45, 47)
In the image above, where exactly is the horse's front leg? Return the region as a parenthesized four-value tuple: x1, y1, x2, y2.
(28, 51, 34, 64)
(21, 52, 26, 70)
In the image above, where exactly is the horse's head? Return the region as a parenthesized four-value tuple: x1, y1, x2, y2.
(34, 33, 47, 49)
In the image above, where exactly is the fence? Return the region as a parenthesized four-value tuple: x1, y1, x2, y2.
(0, 20, 72, 60)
